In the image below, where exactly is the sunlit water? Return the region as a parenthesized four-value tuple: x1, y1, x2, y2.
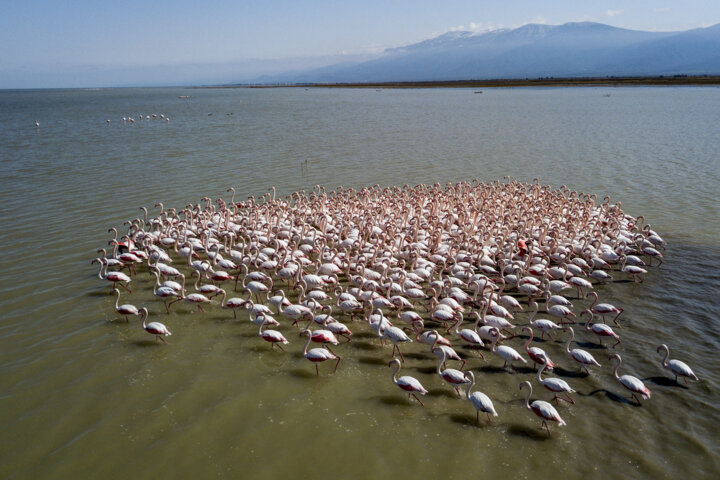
(0, 86, 718, 479)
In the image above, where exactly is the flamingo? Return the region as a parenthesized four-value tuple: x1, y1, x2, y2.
(527, 302, 562, 340)
(258, 315, 289, 351)
(656, 344, 698, 384)
(586, 292, 623, 326)
(431, 329, 466, 370)
(520, 381, 566, 435)
(521, 326, 556, 370)
(563, 327, 601, 373)
(373, 313, 412, 362)
(452, 313, 485, 357)
(489, 327, 527, 371)
(464, 371, 498, 423)
(436, 349, 471, 396)
(609, 353, 652, 403)
(152, 271, 181, 314)
(299, 329, 342, 375)
(537, 355, 575, 404)
(308, 328, 340, 346)
(168, 288, 217, 313)
(96, 258, 132, 293)
(112, 288, 141, 322)
(581, 310, 620, 348)
(141, 308, 171, 343)
(388, 358, 428, 406)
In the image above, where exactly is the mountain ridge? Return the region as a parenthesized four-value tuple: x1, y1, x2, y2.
(245, 22, 720, 84)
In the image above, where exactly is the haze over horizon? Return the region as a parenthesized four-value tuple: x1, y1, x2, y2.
(2, 0, 719, 88)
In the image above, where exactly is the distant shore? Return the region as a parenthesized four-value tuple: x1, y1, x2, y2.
(219, 75, 720, 89)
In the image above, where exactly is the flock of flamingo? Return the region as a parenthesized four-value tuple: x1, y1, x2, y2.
(92, 180, 698, 435)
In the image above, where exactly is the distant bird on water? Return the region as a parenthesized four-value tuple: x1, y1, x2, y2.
(34, 120, 39, 128)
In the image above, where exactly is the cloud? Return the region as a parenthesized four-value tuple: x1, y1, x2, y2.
(449, 21, 504, 33)
(653, 7, 670, 13)
(605, 9, 623, 17)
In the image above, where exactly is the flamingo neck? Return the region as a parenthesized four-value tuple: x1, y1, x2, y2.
(464, 374, 474, 398)
(612, 356, 622, 380)
(588, 292, 598, 309)
(565, 330, 573, 353)
(114, 289, 121, 309)
(391, 361, 401, 384)
(302, 332, 312, 356)
(537, 361, 547, 382)
(522, 383, 532, 410)
(660, 345, 670, 367)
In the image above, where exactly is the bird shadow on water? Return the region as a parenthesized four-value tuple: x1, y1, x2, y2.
(357, 355, 390, 366)
(130, 340, 166, 348)
(506, 423, 551, 441)
(427, 388, 461, 400)
(586, 389, 641, 406)
(643, 375, 688, 389)
(286, 368, 316, 379)
(347, 341, 379, 352)
(574, 341, 604, 350)
(477, 365, 510, 375)
(373, 394, 415, 407)
(448, 413, 482, 428)
(552, 367, 589, 379)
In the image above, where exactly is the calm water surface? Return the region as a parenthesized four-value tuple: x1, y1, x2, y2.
(0, 86, 719, 479)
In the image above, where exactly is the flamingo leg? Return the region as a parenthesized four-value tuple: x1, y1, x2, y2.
(276, 343, 286, 352)
(315, 364, 319, 376)
(613, 310, 623, 326)
(564, 393, 575, 404)
(333, 356, 342, 373)
(459, 358, 466, 370)
(411, 393, 425, 406)
(476, 411, 480, 425)
(486, 412, 493, 422)
(612, 338, 621, 348)
(542, 420, 551, 436)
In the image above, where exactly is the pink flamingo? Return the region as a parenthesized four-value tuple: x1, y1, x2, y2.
(388, 358, 428, 406)
(521, 326, 556, 370)
(258, 315, 289, 352)
(141, 308, 171, 343)
(436, 349, 471, 396)
(112, 288, 141, 322)
(300, 329, 342, 375)
(520, 380, 566, 435)
(586, 292, 623, 326)
(537, 354, 575, 404)
(581, 310, 620, 348)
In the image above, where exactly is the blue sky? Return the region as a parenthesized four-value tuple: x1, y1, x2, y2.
(1, 1, 718, 88)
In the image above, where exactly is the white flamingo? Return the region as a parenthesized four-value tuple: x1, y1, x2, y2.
(464, 371, 498, 423)
(656, 344, 698, 384)
(609, 353, 652, 403)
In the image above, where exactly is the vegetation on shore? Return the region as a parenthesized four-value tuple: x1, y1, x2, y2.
(218, 75, 720, 89)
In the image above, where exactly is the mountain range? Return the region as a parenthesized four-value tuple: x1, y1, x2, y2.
(248, 22, 720, 84)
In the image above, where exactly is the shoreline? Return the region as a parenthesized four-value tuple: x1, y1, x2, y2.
(211, 75, 720, 89)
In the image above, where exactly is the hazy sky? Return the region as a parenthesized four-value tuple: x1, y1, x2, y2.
(2, 1, 718, 88)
